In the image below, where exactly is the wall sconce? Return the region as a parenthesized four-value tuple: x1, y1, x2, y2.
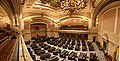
(96, 22, 98, 24)
(85, 19, 89, 21)
(96, 18, 98, 21)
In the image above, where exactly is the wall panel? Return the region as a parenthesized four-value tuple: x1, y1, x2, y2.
(102, 9, 116, 32)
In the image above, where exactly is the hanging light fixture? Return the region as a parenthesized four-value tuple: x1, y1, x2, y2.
(60, 0, 87, 14)
(36, 0, 87, 14)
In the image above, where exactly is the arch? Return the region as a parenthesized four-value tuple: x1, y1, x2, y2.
(22, 15, 55, 23)
(0, 5, 11, 26)
(97, 1, 120, 19)
(92, 1, 120, 27)
(57, 15, 90, 22)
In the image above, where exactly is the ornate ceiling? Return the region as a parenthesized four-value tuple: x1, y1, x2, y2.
(0, 0, 118, 28)
(22, 0, 92, 18)
(0, 6, 10, 24)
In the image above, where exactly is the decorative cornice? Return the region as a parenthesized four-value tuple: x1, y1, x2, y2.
(97, 1, 120, 19)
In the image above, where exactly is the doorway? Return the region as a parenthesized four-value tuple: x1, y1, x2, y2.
(103, 41, 107, 50)
(93, 36, 96, 42)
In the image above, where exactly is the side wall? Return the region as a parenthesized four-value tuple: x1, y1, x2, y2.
(97, 7, 120, 61)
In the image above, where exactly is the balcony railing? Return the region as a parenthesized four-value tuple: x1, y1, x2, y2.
(19, 35, 33, 61)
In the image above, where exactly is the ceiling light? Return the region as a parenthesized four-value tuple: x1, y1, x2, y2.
(96, 18, 98, 21)
(38, 0, 87, 15)
(60, 0, 87, 14)
(96, 22, 98, 24)
(85, 20, 88, 21)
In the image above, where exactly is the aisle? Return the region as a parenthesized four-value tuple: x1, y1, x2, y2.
(92, 42, 106, 61)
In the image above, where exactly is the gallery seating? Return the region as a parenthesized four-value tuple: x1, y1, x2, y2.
(68, 44, 74, 50)
(35, 50, 46, 55)
(46, 56, 59, 61)
(68, 52, 77, 60)
(25, 40, 31, 45)
(78, 53, 87, 61)
(40, 53, 51, 60)
(31, 44, 38, 49)
(82, 40, 87, 51)
(0, 33, 17, 61)
(44, 45, 51, 50)
(27, 37, 99, 61)
(48, 47, 56, 52)
(62, 43, 68, 49)
(75, 45, 80, 51)
(53, 49, 61, 55)
(87, 41, 95, 51)
(0, 32, 10, 44)
(90, 53, 98, 61)
(59, 50, 69, 58)
(34, 47, 41, 51)
(31, 55, 36, 60)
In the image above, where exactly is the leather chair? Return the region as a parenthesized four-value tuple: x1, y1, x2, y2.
(53, 49, 61, 55)
(46, 56, 59, 61)
(68, 52, 77, 60)
(60, 50, 69, 58)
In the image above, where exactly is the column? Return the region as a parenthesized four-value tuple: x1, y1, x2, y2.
(112, 45, 118, 61)
(106, 41, 109, 54)
(114, 8, 118, 33)
(116, 47, 119, 61)
(10, 20, 14, 29)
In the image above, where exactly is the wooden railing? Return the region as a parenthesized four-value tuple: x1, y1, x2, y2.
(21, 39, 28, 61)
(0, 33, 8, 44)
(0, 35, 17, 61)
(19, 35, 33, 61)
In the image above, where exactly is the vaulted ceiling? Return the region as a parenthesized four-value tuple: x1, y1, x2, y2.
(22, 0, 92, 19)
(0, 0, 119, 28)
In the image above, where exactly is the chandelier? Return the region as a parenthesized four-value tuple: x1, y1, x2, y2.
(60, 0, 87, 14)
(36, 0, 87, 14)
